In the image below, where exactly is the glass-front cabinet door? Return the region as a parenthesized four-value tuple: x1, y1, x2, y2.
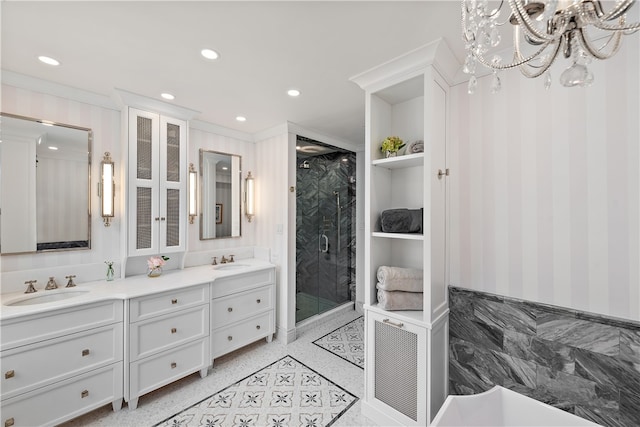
(128, 108, 186, 256)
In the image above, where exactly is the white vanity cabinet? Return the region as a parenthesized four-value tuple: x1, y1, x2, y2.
(0, 301, 124, 427)
(211, 268, 275, 360)
(125, 283, 210, 410)
(127, 107, 187, 257)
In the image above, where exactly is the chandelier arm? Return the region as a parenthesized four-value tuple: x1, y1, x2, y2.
(509, 0, 555, 43)
(578, 27, 623, 59)
(474, 42, 553, 70)
(517, 40, 563, 78)
(593, 21, 640, 32)
(601, 0, 637, 21)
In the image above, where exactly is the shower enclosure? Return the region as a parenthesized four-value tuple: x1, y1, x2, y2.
(296, 136, 356, 323)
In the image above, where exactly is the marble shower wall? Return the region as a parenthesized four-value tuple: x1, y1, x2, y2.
(449, 286, 640, 427)
(296, 146, 356, 307)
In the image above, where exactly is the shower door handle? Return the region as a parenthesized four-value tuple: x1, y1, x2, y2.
(320, 234, 329, 253)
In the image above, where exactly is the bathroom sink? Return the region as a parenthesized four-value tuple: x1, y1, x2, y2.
(213, 264, 250, 271)
(4, 289, 90, 306)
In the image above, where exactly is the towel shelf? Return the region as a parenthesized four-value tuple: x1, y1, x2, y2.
(371, 232, 424, 241)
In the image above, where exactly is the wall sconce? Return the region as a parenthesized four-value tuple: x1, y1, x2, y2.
(100, 152, 115, 227)
(188, 163, 197, 224)
(245, 171, 255, 222)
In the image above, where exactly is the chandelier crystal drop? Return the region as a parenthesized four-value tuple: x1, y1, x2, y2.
(462, 0, 639, 92)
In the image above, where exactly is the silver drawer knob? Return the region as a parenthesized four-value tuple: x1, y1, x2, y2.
(228, 307, 233, 312)
(5, 417, 15, 427)
(82, 349, 90, 357)
(5, 370, 14, 379)
(171, 362, 177, 369)
(256, 299, 261, 304)
(171, 298, 178, 304)
(256, 325, 261, 330)
(81, 390, 89, 398)
(171, 327, 177, 334)
(227, 336, 233, 341)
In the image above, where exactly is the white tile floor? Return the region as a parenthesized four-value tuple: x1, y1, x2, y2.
(62, 309, 374, 427)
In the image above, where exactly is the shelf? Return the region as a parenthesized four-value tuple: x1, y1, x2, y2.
(372, 232, 424, 241)
(372, 152, 423, 169)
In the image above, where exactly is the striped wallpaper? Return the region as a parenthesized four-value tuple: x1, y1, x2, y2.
(449, 38, 640, 321)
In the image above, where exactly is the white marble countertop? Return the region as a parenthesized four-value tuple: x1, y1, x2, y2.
(0, 258, 275, 321)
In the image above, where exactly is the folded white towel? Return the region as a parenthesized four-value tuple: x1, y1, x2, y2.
(377, 288, 423, 311)
(376, 266, 423, 292)
(406, 140, 424, 154)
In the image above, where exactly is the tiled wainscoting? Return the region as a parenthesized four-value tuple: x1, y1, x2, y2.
(449, 286, 640, 427)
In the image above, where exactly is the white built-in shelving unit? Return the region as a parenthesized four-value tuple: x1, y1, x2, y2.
(350, 39, 457, 426)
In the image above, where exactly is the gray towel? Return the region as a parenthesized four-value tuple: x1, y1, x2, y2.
(376, 266, 423, 292)
(376, 288, 423, 310)
(380, 208, 422, 233)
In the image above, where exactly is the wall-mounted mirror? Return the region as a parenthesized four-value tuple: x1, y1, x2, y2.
(0, 113, 92, 254)
(199, 149, 241, 239)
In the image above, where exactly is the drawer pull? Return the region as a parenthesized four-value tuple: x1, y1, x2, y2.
(5, 370, 15, 379)
(382, 318, 404, 328)
(82, 349, 90, 356)
(227, 336, 233, 341)
(5, 417, 15, 427)
(81, 390, 89, 398)
(171, 362, 177, 369)
(257, 299, 261, 304)
(171, 298, 178, 304)
(228, 307, 233, 312)
(171, 327, 177, 334)
(256, 325, 261, 330)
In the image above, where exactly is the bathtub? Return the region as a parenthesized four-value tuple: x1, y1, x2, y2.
(431, 386, 600, 426)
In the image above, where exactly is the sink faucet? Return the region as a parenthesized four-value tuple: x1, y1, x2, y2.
(229, 255, 235, 263)
(24, 280, 38, 294)
(45, 277, 58, 290)
(65, 275, 77, 288)
(211, 256, 217, 265)
(220, 255, 228, 264)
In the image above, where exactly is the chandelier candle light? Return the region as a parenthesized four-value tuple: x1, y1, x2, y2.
(461, 0, 639, 93)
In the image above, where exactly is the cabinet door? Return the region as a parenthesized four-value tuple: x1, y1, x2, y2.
(159, 116, 186, 253)
(128, 108, 160, 256)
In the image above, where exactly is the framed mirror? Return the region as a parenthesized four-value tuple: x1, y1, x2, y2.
(199, 149, 241, 239)
(0, 113, 92, 254)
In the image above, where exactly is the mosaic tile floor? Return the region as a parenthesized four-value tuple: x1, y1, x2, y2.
(154, 355, 357, 427)
(312, 316, 364, 369)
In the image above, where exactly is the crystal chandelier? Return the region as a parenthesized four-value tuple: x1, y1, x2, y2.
(461, 0, 639, 93)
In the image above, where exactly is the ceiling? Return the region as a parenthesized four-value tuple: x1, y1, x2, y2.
(1, 1, 468, 146)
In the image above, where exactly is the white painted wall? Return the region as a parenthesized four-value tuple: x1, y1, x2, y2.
(449, 38, 640, 321)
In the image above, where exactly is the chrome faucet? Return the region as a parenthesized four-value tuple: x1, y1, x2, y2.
(211, 256, 218, 265)
(65, 275, 77, 288)
(220, 255, 228, 264)
(229, 255, 235, 263)
(45, 277, 58, 290)
(24, 280, 38, 294)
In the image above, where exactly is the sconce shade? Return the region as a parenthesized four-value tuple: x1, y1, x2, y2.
(189, 163, 197, 224)
(101, 152, 115, 226)
(245, 171, 255, 222)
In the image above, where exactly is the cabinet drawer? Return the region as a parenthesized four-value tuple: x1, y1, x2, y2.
(130, 305, 208, 361)
(129, 284, 209, 322)
(212, 285, 273, 329)
(211, 312, 273, 359)
(211, 269, 274, 298)
(1, 362, 123, 427)
(1, 300, 123, 351)
(130, 338, 207, 399)
(1, 323, 123, 401)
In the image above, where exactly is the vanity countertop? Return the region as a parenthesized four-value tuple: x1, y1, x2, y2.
(0, 258, 275, 321)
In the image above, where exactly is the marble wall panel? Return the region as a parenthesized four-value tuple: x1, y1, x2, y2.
(449, 286, 640, 427)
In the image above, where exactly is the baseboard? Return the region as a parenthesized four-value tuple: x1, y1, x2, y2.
(295, 301, 355, 336)
(362, 399, 407, 426)
(276, 325, 296, 344)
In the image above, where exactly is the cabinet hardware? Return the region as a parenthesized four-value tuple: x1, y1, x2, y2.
(256, 325, 261, 330)
(155, 217, 160, 221)
(171, 298, 178, 304)
(160, 217, 166, 221)
(382, 318, 404, 328)
(171, 362, 177, 369)
(256, 299, 261, 304)
(4, 370, 14, 379)
(437, 168, 450, 179)
(5, 417, 15, 427)
(227, 336, 233, 341)
(82, 349, 90, 356)
(81, 390, 89, 398)
(171, 328, 177, 334)
(227, 307, 233, 312)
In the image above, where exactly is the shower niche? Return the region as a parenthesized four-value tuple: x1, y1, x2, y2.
(295, 136, 356, 323)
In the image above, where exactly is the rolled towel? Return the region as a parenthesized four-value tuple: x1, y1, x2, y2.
(377, 266, 423, 292)
(377, 288, 423, 311)
(406, 140, 424, 154)
(380, 208, 422, 233)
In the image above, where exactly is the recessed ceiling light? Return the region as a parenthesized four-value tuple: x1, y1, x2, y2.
(201, 48, 219, 60)
(161, 93, 175, 100)
(38, 56, 60, 66)
(48, 146, 59, 151)
(287, 89, 301, 97)
(236, 116, 246, 122)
